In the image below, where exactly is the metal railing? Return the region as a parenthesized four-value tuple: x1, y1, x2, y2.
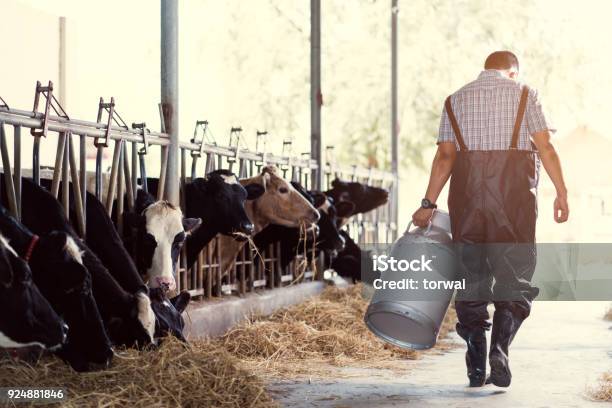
(0, 82, 397, 299)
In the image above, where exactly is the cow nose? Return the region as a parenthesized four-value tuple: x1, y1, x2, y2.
(240, 222, 254, 235)
(153, 276, 176, 292)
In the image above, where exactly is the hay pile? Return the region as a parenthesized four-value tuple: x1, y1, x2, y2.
(219, 284, 457, 376)
(604, 305, 612, 321)
(589, 372, 612, 401)
(0, 337, 276, 408)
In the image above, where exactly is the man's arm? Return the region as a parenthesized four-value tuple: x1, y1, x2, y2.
(532, 130, 569, 223)
(412, 142, 456, 227)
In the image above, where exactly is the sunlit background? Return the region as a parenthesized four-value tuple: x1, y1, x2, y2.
(2, 0, 611, 242)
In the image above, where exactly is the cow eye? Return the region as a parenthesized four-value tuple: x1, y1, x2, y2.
(279, 187, 288, 194)
(144, 234, 157, 249)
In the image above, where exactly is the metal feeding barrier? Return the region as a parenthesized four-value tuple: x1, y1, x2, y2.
(0, 81, 397, 299)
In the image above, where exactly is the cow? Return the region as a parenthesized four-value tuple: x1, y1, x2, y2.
(119, 189, 201, 292)
(215, 166, 320, 278)
(0, 234, 67, 362)
(322, 179, 389, 282)
(8, 179, 156, 349)
(149, 288, 191, 342)
(330, 230, 364, 283)
(254, 184, 355, 271)
(79, 189, 193, 342)
(141, 169, 264, 270)
(324, 178, 389, 226)
(309, 192, 355, 254)
(0, 205, 113, 372)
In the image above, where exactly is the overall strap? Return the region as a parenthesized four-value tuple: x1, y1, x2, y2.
(445, 96, 467, 151)
(510, 86, 530, 149)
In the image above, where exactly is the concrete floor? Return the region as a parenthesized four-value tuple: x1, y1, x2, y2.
(269, 302, 612, 408)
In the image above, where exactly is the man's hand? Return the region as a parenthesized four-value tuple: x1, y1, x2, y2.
(412, 207, 434, 228)
(554, 193, 569, 223)
(532, 131, 569, 224)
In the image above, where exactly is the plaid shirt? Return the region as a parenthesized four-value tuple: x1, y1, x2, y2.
(438, 70, 555, 150)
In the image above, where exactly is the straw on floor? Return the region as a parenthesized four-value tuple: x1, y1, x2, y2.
(0, 337, 276, 408)
(589, 372, 612, 402)
(604, 305, 612, 321)
(218, 283, 457, 376)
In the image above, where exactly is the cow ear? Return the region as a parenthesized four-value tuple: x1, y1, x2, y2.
(182, 218, 202, 235)
(170, 291, 191, 313)
(135, 189, 156, 214)
(312, 193, 327, 209)
(244, 183, 265, 200)
(335, 200, 356, 218)
(331, 178, 343, 188)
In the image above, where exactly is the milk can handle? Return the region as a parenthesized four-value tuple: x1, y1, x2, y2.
(406, 219, 433, 235)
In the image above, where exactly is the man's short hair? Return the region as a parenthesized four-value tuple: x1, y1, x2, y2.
(484, 51, 519, 71)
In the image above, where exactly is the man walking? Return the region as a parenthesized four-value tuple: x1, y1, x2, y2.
(412, 51, 569, 387)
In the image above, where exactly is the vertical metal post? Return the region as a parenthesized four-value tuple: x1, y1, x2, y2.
(161, 0, 179, 205)
(390, 0, 399, 234)
(59, 17, 67, 107)
(0, 123, 18, 218)
(69, 135, 85, 237)
(51, 133, 67, 198)
(61, 133, 70, 215)
(13, 126, 21, 219)
(117, 143, 125, 235)
(32, 137, 41, 186)
(80, 134, 87, 230)
(310, 0, 323, 190)
(131, 142, 137, 197)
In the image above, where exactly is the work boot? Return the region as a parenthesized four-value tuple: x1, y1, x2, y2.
(489, 308, 523, 388)
(456, 323, 487, 387)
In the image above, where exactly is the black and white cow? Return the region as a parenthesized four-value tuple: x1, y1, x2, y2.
(324, 178, 389, 225)
(80, 189, 193, 341)
(0, 234, 67, 361)
(10, 179, 156, 349)
(309, 192, 355, 254)
(330, 230, 366, 283)
(144, 170, 264, 269)
(149, 288, 191, 342)
(0, 205, 113, 372)
(123, 189, 201, 292)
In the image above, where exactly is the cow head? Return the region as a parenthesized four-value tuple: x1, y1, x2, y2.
(105, 290, 156, 349)
(0, 203, 112, 371)
(186, 170, 264, 239)
(325, 178, 389, 223)
(0, 235, 67, 358)
(30, 232, 114, 372)
(309, 193, 355, 254)
(149, 287, 190, 342)
(128, 190, 201, 292)
(242, 166, 319, 230)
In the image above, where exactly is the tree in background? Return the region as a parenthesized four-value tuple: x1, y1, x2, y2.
(214, 0, 600, 172)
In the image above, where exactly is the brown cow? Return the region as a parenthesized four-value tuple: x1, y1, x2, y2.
(213, 166, 319, 279)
